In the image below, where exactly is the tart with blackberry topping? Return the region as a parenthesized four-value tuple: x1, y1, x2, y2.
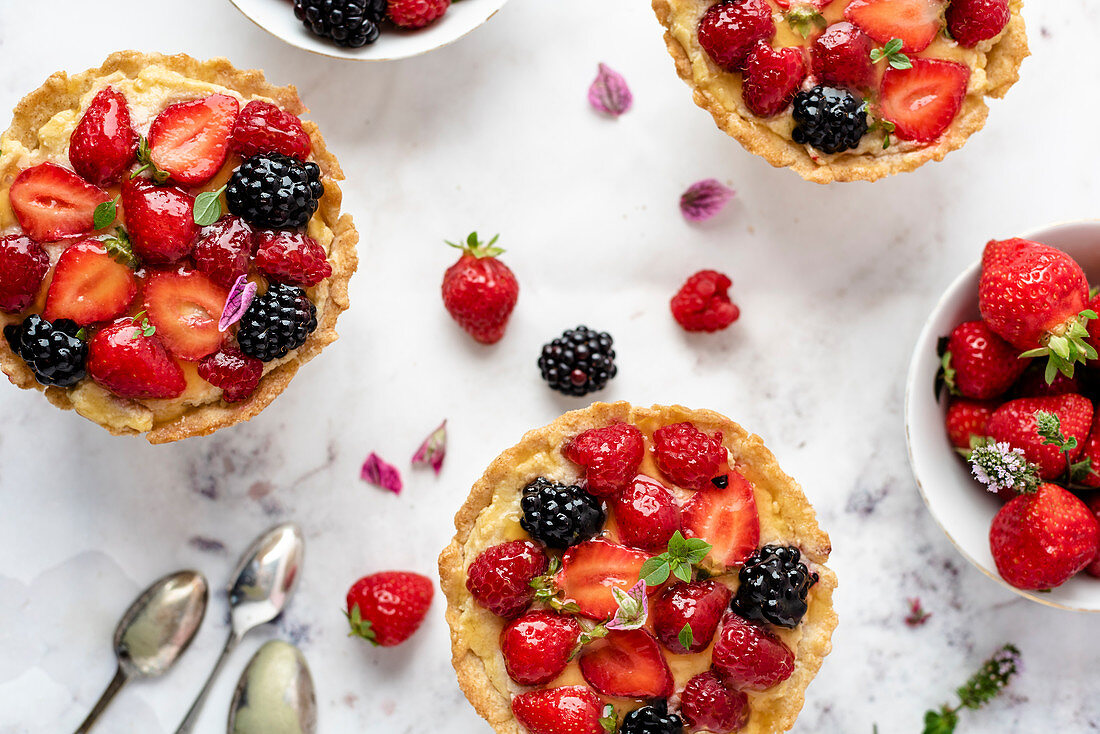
(0, 52, 357, 442)
(652, 0, 1028, 182)
(440, 402, 836, 734)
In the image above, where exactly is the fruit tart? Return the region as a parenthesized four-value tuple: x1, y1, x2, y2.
(0, 52, 357, 443)
(440, 402, 836, 734)
(652, 0, 1028, 182)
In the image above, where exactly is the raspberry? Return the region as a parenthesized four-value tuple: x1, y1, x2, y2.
(653, 422, 727, 491)
(680, 670, 750, 733)
(231, 100, 312, 161)
(254, 230, 332, 287)
(198, 345, 263, 402)
(193, 216, 254, 289)
(697, 0, 776, 72)
(670, 270, 740, 333)
(388, 0, 451, 28)
(465, 540, 549, 618)
(0, 234, 49, 313)
(946, 0, 1010, 47)
(811, 21, 875, 89)
(562, 423, 645, 497)
(741, 42, 806, 118)
(712, 612, 795, 691)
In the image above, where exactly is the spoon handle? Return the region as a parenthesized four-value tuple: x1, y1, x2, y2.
(173, 630, 240, 734)
(73, 666, 128, 734)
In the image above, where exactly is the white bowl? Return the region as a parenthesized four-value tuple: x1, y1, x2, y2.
(905, 219, 1100, 612)
(228, 0, 510, 61)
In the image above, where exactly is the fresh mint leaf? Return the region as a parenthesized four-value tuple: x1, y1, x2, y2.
(193, 185, 227, 226)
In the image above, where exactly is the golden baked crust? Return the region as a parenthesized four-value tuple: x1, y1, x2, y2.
(0, 51, 358, 443)
(440, 401, 838, 734)
(652, 0, 1029, 183)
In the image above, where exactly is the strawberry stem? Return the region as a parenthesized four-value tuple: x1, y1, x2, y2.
(1019, 309, 1098, 382)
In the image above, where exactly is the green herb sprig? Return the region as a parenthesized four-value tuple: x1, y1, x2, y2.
(871, 38, 913, 70)
(639, 531, 712, 585)
(922, 644, 1020, 734)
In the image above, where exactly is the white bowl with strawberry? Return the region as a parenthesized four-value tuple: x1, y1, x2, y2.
(906, 222, 1100, 610)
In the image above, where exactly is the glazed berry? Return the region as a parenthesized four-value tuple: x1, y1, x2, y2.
(198, 346, 263, 403)
(741, 42, 806, 118)
(254, 230, 332, 287)
(4, 315, 87, 387)
(388, 0, 451, 28)
(613, 475, 680, 553)
(558, 539, 650, 620)
(0, 234, 49, 313)
(733, 545, 818, 628)
(811, 22, 875, 90)
(43, 241, 138, 325)
(512, 686, 607, 734)
(465, 540, 550, 618)
(8, 162, 110, 243)
(148, 94, 239, 186)
(501, 611, 581, 686)
(345, 571, 433, 647)
(578, 629, 673, 698)
(68, 86, 138, 187)
(520, 477, 605, 549)
(86, 319, 187, 400)
(230, 100, 312, 161)
(121, 176, 198, 265)
(226, 152, 324, 230)
(652, 579, 731, 654)
(680, 670, 750, 734)
(193, 216, 255, 289)
(879, 59, 969, 143)
(946, 0, 1009, 47)
(844, 0, 943, 52)
(562, 422, 645, 497)
(293, 0, 386, 48)
(712, 611, 795, 691)
(236, 282, 318, 362)
(538, 325, 617, 397)
(620, 702, 684, 734)
(791, 86, 869, 154)
(697, 0, 776, 72)
(654, 422, 726, 491)
(670, 270, 740, 333)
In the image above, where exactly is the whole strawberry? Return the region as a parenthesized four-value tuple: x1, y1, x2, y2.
(441, 233, 518, 345)
(1086, 496, 1100, 577)
(501, 611, 581, 686)
(511, 686, 608, 734)
(69, 86, 138, 187)
(943, 320, 1028, 399)
(986, 394, 1092, 480)
(388, 0, 450, 28)
(945, 398, 996, 450)
(87, 318, 186, 400)
(990, 483, 1100, 590)
(1074, 411, 1100, 489)
(562, 423, 645, 497)
(346, 571, 433, 647)
(1012, 365, 1081, 399)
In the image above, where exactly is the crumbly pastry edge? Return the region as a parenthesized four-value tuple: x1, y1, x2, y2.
(651, 0, 1029, 184)
(0, 51, 359, 444)
(439, 401, 838, 734)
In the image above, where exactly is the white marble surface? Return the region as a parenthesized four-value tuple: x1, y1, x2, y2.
(1, 0, 1099, 732)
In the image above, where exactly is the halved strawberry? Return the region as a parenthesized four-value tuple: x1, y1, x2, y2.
(149, 94, 240, 186)
(681, 470, 760, 568)
(879, 58, 969, 142)
(9, 163, 110, 242)
(142, 268, 230, 361)
(578, 629, 673, 699)
(87, 319, 186, 400)
(844, 0, 945, 52)
(557, 539, 651, 620)
(43, 240, 138, 325)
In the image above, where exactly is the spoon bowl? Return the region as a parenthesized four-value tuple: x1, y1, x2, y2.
(228, 640, 317, 734)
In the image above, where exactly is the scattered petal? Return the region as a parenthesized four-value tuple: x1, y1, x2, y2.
(361, 452, 403, 494)
(606, 580, 649, 631)
(680, 179, 735, 222)
(588, 63, 633, 117)
(219, 275, 257, 332)
(905, 597, 931, 627)
(411, 420, 447, 475)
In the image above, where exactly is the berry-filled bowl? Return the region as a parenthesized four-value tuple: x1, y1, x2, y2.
(906, 220, 1100, 611)
(228, 0, 511, 61)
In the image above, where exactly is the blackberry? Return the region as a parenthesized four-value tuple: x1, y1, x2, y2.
(620, 703, 684, 734)
(519, 477, 605, 549)
(733, 545, 819, 628)
(236, 283, 318, 362)
(227, 153, 325, 230)
(538, 325, 617, 397)
(4, 315, 87, 387)
(791, 86, 869, 154)
(292, 0, 385, 48)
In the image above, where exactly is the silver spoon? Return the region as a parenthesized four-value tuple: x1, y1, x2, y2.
(74, 570, 208, 734)
(174, 523, 305, 734)
(227, 640, 317, 734)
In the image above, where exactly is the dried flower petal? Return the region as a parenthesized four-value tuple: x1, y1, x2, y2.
(905, 597, 931, 627)
(219, 275, 257, 332)
(606, 580, 648, 631)
(411, 420, 447, 475)
(588, 63, 633, 117)
(680, 179, 736, 222)
(361, 452, 403, 494)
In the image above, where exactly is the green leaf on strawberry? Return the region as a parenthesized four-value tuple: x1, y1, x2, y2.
(131, 137, 170, 184)
(529, 556, 580, 614)
(345, 603, 379, 645)
(446, 231, 504, 259)
(1020, 310, 1098, 382)
(639, 531, 712, 585)
(101, 229, 139, 270)
(787, 6, 827, 38)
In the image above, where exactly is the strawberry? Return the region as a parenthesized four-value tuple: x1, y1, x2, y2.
(741, 42, 807, 118)
(148, 94, 240, 186)
(680, 670, 750, 734)
(562, 423, 645, 497)
(69, 86, 138, 187)
(651, 579, 732, 654)
(681, 471, 760, 567)
(87, 318, 186, 399)
(981, 237, 1029, 272)
(812, 22, 875, 90)
(943, 320, 1028, 399)
(654, 422, 727, 491)
(197, 345, 263, 402)
(670, 270, 740, 333)
(697, 0, 776, 72)
(501, 611, 581, 686)
(441, 233, 518, 345)
(230, 100, 311, 160)
(978, 238, 1093, 378)
(1076, 410, 1100, 489)
(254, 230, 332, 287)
(879, 58, 969, 142)
(989, 483, 1100, 590)
(844, 0, 945, 52)
(1084, 291, 1100, 368)
(986, 395, 1092, 480)
(612, 475, 680, 553)
(946, 0, 1010, 47)
(142, 268, 229, 361)
(43, 240, 138, 325)
(944, 398, 996, 450)
(121, 177, 198, 265)
(9, 163, 110, 242)
(511, 687, 608, 734)
(773, 0, 832, 7)
(345, 571, 434, 647)
(0, 234, 49, 313)
(388, 0, 451, 28)
(1013, 366, 1080, 398)
(465, 540, 550, 618)
(193, 216, 254, 288)
(1086, 497, 1100, 577)
(558, 539, 652, 620)
(579, 629, 673, 699)
(712, 611, 795, 691)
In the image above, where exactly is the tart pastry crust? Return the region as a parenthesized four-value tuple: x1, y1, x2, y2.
(0, 51, 358, 443)
(440, 401, 838, 734)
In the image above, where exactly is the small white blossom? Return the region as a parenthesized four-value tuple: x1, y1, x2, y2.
(969, 442, 1038, 495)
